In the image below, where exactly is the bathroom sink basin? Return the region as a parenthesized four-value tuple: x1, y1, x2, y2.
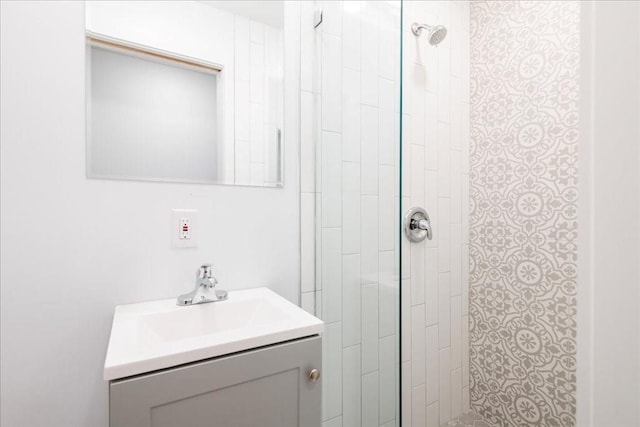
(104, 287, 323, 380)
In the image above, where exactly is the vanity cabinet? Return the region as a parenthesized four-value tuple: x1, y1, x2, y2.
(109, 335, 321, 427)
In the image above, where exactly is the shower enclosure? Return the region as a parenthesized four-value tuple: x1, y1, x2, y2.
(301, 1, 470, 425)
(303, 0, 586, 425)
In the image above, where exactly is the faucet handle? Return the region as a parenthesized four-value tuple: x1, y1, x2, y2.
(198, 263, 213, 279)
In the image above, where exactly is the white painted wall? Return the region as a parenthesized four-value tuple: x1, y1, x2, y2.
(0, 2, 300, 427)
(578, 1, 640, 426)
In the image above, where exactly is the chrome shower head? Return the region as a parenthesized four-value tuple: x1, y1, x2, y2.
(411, 23, 448, 46)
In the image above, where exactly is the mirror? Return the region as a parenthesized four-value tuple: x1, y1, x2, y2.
(85, 1, 284, 187)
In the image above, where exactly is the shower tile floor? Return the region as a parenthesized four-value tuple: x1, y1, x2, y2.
(442, 411, 493, 427)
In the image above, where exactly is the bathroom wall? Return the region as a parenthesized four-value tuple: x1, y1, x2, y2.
(401, 1, 471, 426)
(0, 2, 300, 427)
(469, 1, 579, 426)
(578, 2, 640, 426)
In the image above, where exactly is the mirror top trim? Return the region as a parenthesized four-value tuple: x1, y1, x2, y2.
(86, 31, 223, 75)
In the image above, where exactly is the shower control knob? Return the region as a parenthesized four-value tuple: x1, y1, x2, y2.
(404, 206, 433, 242)
(308, 369, 320, 382)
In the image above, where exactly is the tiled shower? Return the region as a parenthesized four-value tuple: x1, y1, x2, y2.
(402, 1, 471, 426)
(301, 1, 580, 426)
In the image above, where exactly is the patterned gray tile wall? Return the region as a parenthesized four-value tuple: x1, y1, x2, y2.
(469, 1, 579, 426)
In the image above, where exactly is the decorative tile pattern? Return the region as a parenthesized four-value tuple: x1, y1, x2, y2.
(469, 1, 579, 426)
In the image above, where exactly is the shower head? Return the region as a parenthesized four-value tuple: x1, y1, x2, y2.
(411, 23, 448, 46)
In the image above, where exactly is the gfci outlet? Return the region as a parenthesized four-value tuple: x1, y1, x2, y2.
(179, 218, 191, 240)
(172, 209, 198, 248)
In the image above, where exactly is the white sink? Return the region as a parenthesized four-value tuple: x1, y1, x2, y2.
(104, 287, 323, 380)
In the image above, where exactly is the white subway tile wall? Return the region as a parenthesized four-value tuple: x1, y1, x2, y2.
(402, 1, 470, 427)
(403, 1, 471, 426)
(300, 1, 470, 426)
(300, 1, 401, 426)
(234, 16, 283, 186)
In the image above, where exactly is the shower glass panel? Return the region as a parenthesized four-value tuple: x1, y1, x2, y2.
(302, 1, 403, 425)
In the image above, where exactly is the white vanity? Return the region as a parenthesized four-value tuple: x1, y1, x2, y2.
(104, 288, 323, 427)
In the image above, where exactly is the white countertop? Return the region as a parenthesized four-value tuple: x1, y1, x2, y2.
(104, 287, 323, 380)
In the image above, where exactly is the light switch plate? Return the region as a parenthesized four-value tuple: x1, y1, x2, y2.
(172, 209, 198, 248)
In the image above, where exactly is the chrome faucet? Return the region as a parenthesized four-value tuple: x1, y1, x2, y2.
(177, 263, 228, 306)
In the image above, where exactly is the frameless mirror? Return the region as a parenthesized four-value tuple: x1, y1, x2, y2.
(85, 1, 284, 187)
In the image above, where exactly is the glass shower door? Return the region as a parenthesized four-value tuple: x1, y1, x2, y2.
(299, 1, 403, 425)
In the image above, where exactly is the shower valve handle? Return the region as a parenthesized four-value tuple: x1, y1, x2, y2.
(404, 207, 433, 242)
(414, 218, 432, 234)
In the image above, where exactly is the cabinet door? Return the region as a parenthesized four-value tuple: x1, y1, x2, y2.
(110, 336, 321, 427)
